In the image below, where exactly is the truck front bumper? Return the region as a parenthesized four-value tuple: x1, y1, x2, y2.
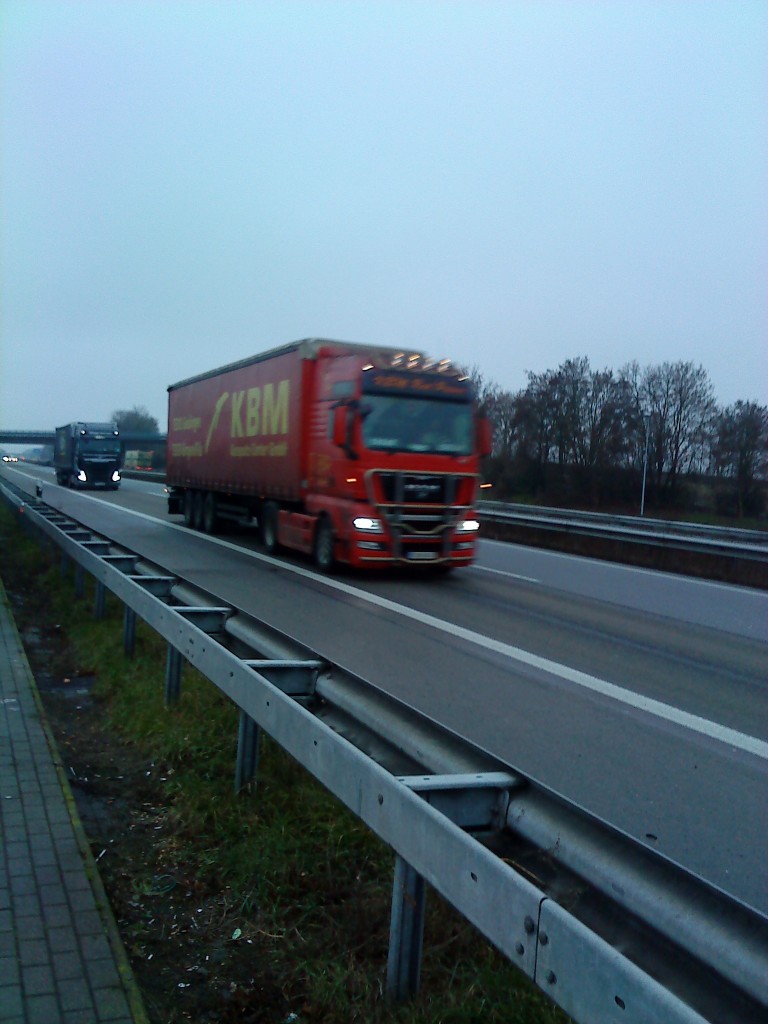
(348, 522, 478, 568)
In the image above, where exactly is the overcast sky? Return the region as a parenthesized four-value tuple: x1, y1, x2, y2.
(1, 0, 766, 433)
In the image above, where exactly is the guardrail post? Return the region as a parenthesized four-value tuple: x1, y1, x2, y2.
(123, 606, 136, 657)
(165, 645, 183, 703)
(94, 581, 106, 619)
(235, 712, 261, 794)
(386, 854, 426, 1002)
(74, 564, 85, 598)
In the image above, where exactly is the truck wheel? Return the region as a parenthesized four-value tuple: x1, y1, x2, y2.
(314, 517, 334, 573)
(202, 492, 218, 534)
(261, 502, 279, 553)
(183, 490, 195, 528)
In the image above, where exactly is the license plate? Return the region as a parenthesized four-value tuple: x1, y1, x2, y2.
(406, 551, 438, 561)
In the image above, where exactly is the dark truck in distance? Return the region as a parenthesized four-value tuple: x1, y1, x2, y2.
(166, 338, 491, 572)
(54, 422, 123, 489)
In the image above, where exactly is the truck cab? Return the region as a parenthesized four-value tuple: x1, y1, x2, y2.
(302, 351, 490, 570)
(54, 422, 123, 489)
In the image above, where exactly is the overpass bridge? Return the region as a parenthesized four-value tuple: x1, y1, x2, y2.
(0, 429, 166, 446)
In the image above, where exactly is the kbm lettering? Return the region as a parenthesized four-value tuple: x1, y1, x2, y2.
(231, 381, 289, 438)
(173, 416, 202, 431)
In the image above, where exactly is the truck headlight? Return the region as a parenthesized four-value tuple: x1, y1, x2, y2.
(77, 470, 87, 482)
(112, 471, 121, 482)
(352, 516, 383, 533)
(456, 519, 480, 533)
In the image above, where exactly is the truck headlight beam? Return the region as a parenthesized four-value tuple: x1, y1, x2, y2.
(353, 517, 383, 533)
(456, 519, 480, 534)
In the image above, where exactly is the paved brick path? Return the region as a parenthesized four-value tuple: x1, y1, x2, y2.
(0, 579, 145, 1024)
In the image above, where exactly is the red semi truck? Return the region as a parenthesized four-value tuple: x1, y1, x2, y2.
(166, 338, 491, 571)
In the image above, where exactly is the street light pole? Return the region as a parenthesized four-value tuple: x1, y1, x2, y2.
(640, 416, 650, 516)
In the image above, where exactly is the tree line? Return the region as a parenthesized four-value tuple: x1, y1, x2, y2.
(471, 358, 768, 519)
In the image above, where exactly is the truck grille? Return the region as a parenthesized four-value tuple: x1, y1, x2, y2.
(83, 458, 116, 485)
(376, 472, 453, 505)
(366, 471, 475, 553)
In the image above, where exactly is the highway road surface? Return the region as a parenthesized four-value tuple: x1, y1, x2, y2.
(5, 463, 767, 920)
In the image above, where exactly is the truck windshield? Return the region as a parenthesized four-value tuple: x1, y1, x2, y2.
(360, 396, 473, 454)
(82, 437, 121, 455)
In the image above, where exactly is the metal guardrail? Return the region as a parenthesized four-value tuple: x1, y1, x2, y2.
(479, 500, 768, 562)
(2, 479, 767, 1024)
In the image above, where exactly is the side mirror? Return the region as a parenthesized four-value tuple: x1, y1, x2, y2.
(332, 406, 348, 449)
(477, 416, 492, 457)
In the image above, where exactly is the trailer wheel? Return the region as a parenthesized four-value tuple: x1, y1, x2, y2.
(314, 516, 334, 573)
(192, 491, 205, 531)
(183, 490, 195, 528)
(261, 502, 279, 553)
(202, 492, 218, 534)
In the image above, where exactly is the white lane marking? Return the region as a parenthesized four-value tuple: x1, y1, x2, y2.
(472, 565, 540, 584)
(43, 497, 768, 761)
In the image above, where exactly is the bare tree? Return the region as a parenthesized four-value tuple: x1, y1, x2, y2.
(111, 406, 160, 434)
(712, 401, 768, 517)
(519, 367, 563, 465)
(485, 388, 518, 457)
(617, 361, 648, 472)
(467, 366, 518, 458)
(637, 362, 715, 500)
